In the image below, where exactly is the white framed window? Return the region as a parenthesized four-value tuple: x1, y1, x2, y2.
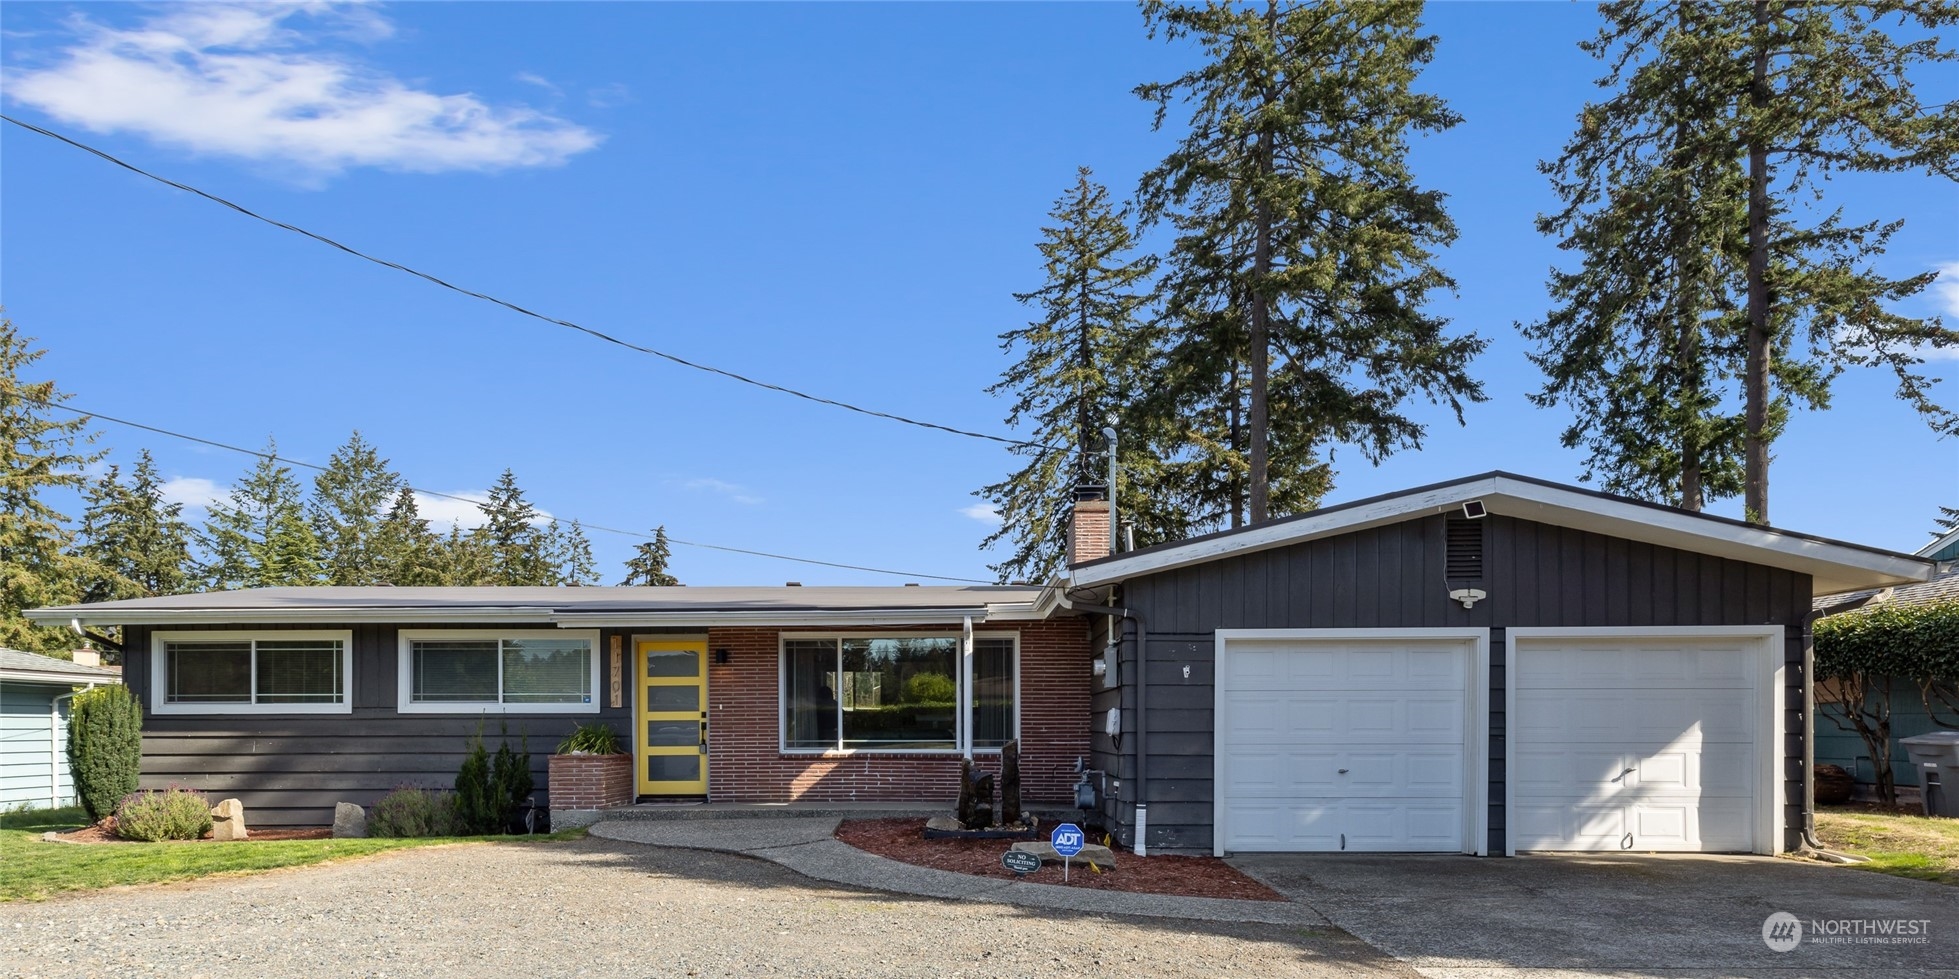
(398, 630, 600, 714)
(779, 632, 1018, 753)
(151, 631, 353, 715)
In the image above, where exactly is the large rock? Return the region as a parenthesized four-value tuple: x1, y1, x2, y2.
(1009, 840, 1117, 868)
(332, 802, 367, 839)
(210, 798, 248, 841)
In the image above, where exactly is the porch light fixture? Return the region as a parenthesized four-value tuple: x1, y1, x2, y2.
(712, 648, 731, 664)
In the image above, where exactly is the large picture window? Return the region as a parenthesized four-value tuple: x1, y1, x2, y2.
(782, 634, 1016, 752)
(151, 631, 352, 715)
(398, 630, 599, 714)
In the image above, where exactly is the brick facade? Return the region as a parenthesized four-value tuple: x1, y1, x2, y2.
(703, 618, 1091, 803)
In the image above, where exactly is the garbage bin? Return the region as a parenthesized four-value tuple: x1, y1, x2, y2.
(1899, 730, 1959, 818)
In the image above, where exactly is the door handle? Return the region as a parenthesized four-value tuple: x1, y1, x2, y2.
(1338, 768, 1350, 775)
(700, 717, 708, 752)
(1610, 767, 1635, 783)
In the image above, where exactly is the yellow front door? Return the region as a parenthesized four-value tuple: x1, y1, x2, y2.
(636, 639, 708, 795)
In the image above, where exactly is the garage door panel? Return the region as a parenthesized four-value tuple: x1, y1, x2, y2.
(1226, 695, 1464, 746)
(1517, 642, 1756, 689)
(1225, 642, 1465, 690)
(1226, 801, 1463, 852)
(1223, 749, 1463, 798)
(1514, 690, 1754, 745)
(1221, 637, 1474, 853)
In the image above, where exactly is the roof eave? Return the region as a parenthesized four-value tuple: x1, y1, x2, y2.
(1069, 474, 1930, 596)
(0, 669, 121, 685)
(25, 607, 560, 628)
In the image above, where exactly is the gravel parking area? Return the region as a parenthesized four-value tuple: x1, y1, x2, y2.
(1, 836, 1413, 979)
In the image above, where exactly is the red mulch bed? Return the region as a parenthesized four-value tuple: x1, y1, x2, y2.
(834, 818, 1285, 902)
(50, 820, 332, 844)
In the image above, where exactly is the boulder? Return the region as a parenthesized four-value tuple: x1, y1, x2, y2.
(210, 798, 248, 841)
(1009, 840, 1117, 868)
(332, 802, 368, 839)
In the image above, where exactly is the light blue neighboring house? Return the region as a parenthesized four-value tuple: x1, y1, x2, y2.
(1815, 526, 1959, 794)
(0, 647, 122, 810)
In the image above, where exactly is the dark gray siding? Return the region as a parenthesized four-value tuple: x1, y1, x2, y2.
(122, 622, 637, 826)
(1102, 513, 1811, 854)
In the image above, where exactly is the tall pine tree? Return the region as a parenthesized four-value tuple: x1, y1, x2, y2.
(0, 319, 102, 654)
(203, 440, 323, 589)
(549, 520, 600, 586)
(310, 431, 405, 585)
(978, 168, 1158, 582)
(74, 450, 194, 602)
(621, 526, 680, 586)
(471, 469, 555, 586)
(1136, 0, 1485, 528)
(371, 487, 447, 586)
(1541, 2, 1959, 524)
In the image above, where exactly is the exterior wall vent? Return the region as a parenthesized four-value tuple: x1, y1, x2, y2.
(1446, 517, 1484, 580)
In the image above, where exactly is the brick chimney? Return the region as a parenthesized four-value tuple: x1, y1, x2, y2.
(1068, 484, 1112, 566)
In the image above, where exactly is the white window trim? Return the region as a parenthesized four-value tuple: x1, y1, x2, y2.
(397, 629, 602, 715)
(151, 630, 354, 716)
(777, 631, 1020, 755)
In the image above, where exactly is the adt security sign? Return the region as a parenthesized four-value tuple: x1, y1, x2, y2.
(1051, 822, 1086, 880)
(1051, 823, 1086, 858)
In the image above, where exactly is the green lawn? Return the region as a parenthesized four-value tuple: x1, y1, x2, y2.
(1815, 808, 1959, 886)
(0, 806, 582, 902)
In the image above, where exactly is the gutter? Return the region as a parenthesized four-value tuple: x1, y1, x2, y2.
(1049, 588, 1151, 857)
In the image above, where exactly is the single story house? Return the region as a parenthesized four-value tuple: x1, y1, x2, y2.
(1813, 526, 1959, 795)
(0, 647, 122, 810)
(29, 471, 1930, 857)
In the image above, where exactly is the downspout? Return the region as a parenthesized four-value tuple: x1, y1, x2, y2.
(1055, 593, 1149, 857)
(961, 616, 975, 761)
(1800, 607, 1829, 851)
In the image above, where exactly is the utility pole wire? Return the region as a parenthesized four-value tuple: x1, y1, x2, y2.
(25, 395, 992, 584)
(2, 114, 1058, 452)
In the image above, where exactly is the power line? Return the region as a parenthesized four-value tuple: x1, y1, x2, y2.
(29, 396, 991, 584)
(2, 113, 1054, 451)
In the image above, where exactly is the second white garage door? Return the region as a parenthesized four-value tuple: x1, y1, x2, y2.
(1509, 632, 1774, 854)
(1216, 633, 1481, 854)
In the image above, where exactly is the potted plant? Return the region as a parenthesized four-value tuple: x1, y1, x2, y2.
(546, 721, 633, 816)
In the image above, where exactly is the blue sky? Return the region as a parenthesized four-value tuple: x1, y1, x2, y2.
(2, 2, 1954, 586)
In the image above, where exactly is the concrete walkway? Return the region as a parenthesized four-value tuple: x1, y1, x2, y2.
(588, 816, 1318, 926)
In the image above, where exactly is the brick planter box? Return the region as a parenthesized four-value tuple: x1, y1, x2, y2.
(547, 753, 634, 812)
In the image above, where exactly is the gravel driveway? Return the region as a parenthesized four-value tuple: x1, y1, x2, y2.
(1, 837, 1411, 979)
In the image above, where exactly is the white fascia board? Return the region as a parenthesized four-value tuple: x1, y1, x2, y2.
(978, 601, 1046, 622)
(1069, 477, 1500, 588)
(27, 607, 559, 627)
(1490, 480, 1929, 595)
(550, 607, 999, 628)
(1067, 474, 1928, 595)
(0, 669, 122, 686)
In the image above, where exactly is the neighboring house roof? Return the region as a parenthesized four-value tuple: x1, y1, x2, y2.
(1065, 471, 1931, 597)
(1814, 566, 1959, 617)
(1919, 525, 1959, 563)
(0, 647, 123, 685)
(28, 585, 1046, 628)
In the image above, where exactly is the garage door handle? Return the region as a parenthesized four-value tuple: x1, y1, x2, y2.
(1338, 769, 1349, 774)
(1610, 767, 1635, 783)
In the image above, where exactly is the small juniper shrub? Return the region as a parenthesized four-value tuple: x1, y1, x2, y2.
(115, 785, 213, 841)
(454, 722, 535, 835)
(367, 786, 455, 838)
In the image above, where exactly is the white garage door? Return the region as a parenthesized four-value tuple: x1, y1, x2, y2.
(1511, 635, 1765, 853)
(1218, 636, 1475, 853)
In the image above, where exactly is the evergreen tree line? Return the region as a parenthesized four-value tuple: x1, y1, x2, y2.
(1, 319, 680, 656)
(980, 0, 1958, 583)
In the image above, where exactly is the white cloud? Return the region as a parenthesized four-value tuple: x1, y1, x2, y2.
(959, 503, 1002, 526)
(160, 476, 225, 510)
(4, 4, 602, 176)
(677, 478, 763, 506)
(1935, 262, 1959, 320)
(413, 490, 551, 531)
